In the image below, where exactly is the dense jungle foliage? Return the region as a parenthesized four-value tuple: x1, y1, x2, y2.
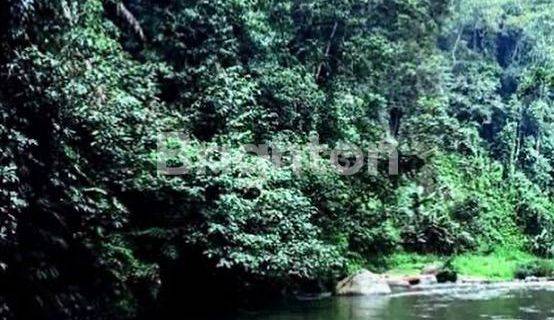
(0, 0, 552, 318)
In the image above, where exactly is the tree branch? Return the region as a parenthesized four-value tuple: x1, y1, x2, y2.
(115, 2, 146, 42)
(315, 21, 339, 83)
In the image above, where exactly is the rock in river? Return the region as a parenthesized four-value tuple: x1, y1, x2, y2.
(421, 264, 442, 275)
(336, 270, 392, 296)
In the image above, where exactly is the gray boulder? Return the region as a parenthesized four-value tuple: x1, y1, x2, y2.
(336, 270, 392, 296)
(421, 264, 442, 275)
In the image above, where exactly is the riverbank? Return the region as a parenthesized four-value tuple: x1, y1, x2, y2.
(389, 278, 554, 298)
(335, 258, 554, 299)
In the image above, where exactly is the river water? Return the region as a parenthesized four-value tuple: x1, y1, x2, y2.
(230, 287, 554, 320)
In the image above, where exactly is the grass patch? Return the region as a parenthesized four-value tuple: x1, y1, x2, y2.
(451, 249, 537, 280)
(383, 249, 551, 280)
(385, 252, 441, 276)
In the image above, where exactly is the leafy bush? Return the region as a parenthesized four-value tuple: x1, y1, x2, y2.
(436, 260, 458, 283)
(515, 260, 554, 280)
(393, 184, 476, 255)
(513, 177, 554, 257)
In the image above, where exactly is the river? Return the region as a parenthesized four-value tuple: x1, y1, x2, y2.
(224, 287, 554, 320)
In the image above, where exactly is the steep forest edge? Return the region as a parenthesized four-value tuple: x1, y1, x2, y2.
(0, 0, 553, 319)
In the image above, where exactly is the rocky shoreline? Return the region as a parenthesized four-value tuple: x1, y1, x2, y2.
(335, 269, 554, 297)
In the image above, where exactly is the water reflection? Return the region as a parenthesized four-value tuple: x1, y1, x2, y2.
(237, 289, 554, 320)
(239, 296, 391, 320)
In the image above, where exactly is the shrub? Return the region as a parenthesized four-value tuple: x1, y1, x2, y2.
(514, 260, 554, 280)
(436, 260, 458, 283)
(393, 184, 476, 255)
